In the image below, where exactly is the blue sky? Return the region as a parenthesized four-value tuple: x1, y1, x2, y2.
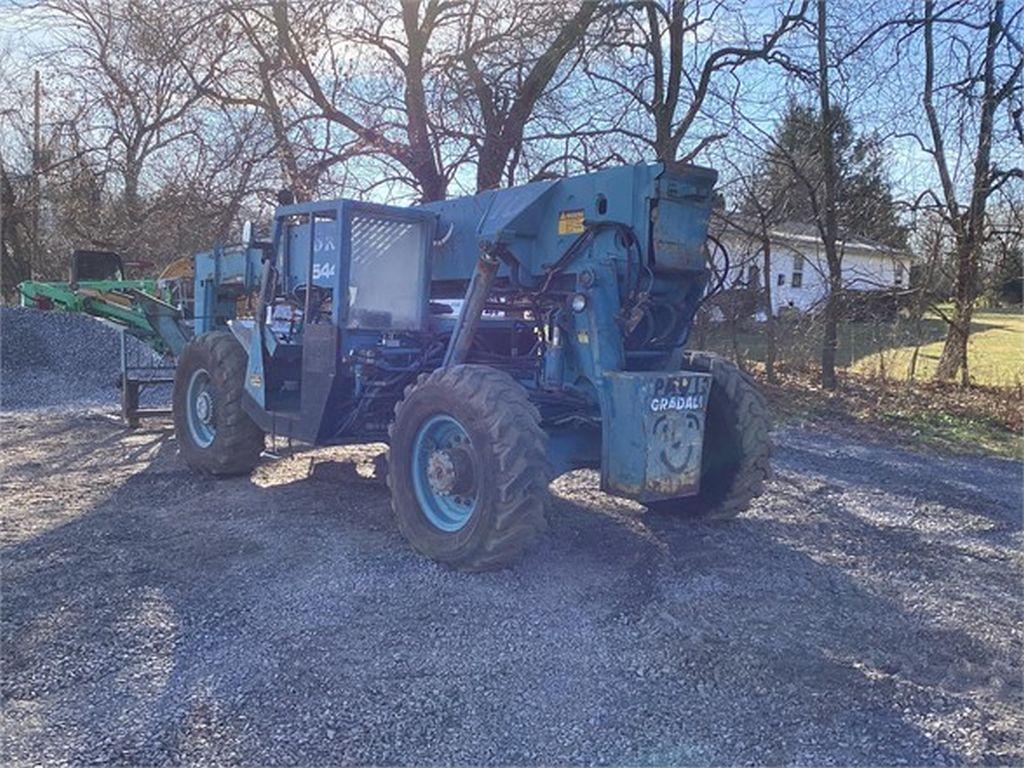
(0, 0, 1018, 215)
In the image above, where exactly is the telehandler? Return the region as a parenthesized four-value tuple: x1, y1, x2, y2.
(164, 162, 770, 569)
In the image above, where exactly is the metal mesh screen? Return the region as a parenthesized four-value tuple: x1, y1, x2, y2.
(347, 215, 428, 330)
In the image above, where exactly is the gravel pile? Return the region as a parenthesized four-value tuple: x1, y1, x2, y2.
(0, 306, 171, 411)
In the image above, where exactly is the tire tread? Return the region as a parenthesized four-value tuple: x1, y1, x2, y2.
(648, 352, 772, 519)
(173, 330, 264, 476)
(387, 364, 548, 570)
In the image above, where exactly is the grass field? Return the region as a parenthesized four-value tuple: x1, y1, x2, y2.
(848, 308, 1023, 387)
(705, 306, 1024, 388)
(702, 306, 1023, 458)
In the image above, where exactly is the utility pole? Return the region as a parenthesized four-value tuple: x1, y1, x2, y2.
(30, 70, 41, 280)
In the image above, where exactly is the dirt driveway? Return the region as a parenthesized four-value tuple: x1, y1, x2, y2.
(1, 410, 1021, 765)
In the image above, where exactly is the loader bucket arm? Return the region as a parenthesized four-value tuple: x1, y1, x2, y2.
(129, 289, 191, 357)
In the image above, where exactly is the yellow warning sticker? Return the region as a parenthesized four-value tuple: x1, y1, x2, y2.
(557, 209, 585, 236)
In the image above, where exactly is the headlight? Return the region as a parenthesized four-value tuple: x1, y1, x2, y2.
(570, 293, 588, 313)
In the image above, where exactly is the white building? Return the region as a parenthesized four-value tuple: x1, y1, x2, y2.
(715, 220, 911, 316)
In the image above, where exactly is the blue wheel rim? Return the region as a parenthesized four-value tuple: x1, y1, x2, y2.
(186, 368, 216, 448)
(411, 414, 478, 532)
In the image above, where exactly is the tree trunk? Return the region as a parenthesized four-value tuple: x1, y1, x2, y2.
(761, 237, 778, 384)
(935, 247, 977, 382)
(259, 61, 309, 201)
(414, 159, 446, 202)
(935, 306, 971, 383)
(821, 280, 841, 390)
(476, 139, 513, 192)
(815, 0, 842, 390)
(470, 2, 597, 192)
(123, 153, 141, 230)
(401, 3, 446, 201)
(729, 305, 745, 372)
(928, 0, 1003, 385)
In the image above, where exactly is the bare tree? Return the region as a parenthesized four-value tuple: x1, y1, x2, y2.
(0, 0, 277, 278)
(40, 1, 232, 219)
(269, 0, 462, 201)
(722, 1, 916, 390)
(716, 144, 795, 384)
(268, 0, 612, 200)
(1, 150, 33, 291)
(450, 0, 603, 191)
(905, 210, 949, 382)
(187, 2, 357, 203)
(914, 0, 1022, 384)
(584, 0, 809, 164)
(813, 0, 843, 389)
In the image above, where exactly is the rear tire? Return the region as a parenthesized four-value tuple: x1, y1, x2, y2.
(645, 352, 771, 519)
(387, 364, 549, 570)
(173, 330, 264, 476)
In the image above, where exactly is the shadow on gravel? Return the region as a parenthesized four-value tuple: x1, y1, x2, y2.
(775, 431, 1023, 530)
(4, 415, 169, 478)
(2, 421, 1019, 765)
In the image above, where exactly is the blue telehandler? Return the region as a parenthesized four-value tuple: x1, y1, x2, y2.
(172, 162, 771, 569)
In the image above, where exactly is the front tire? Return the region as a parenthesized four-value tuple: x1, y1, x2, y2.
(173, 330, 264, 476)
(645, 352, 771, 519)
(387, 365, 549, 570)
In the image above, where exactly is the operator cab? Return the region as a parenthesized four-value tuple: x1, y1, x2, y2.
(70, 249, 125, 285)
(225, 200, 438, 442)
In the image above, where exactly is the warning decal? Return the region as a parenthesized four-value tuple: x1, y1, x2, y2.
(557, 209, 585, 236)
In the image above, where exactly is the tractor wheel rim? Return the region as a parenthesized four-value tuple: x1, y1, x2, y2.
(186, 368, 216, 448)
(411, 414, 479, 532)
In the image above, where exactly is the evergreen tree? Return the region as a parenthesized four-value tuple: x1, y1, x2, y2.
(748, 101, 908, 249)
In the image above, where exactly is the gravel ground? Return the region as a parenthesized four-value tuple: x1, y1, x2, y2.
(1, 307, 170, 410)
(0, 409, 1021, 766)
